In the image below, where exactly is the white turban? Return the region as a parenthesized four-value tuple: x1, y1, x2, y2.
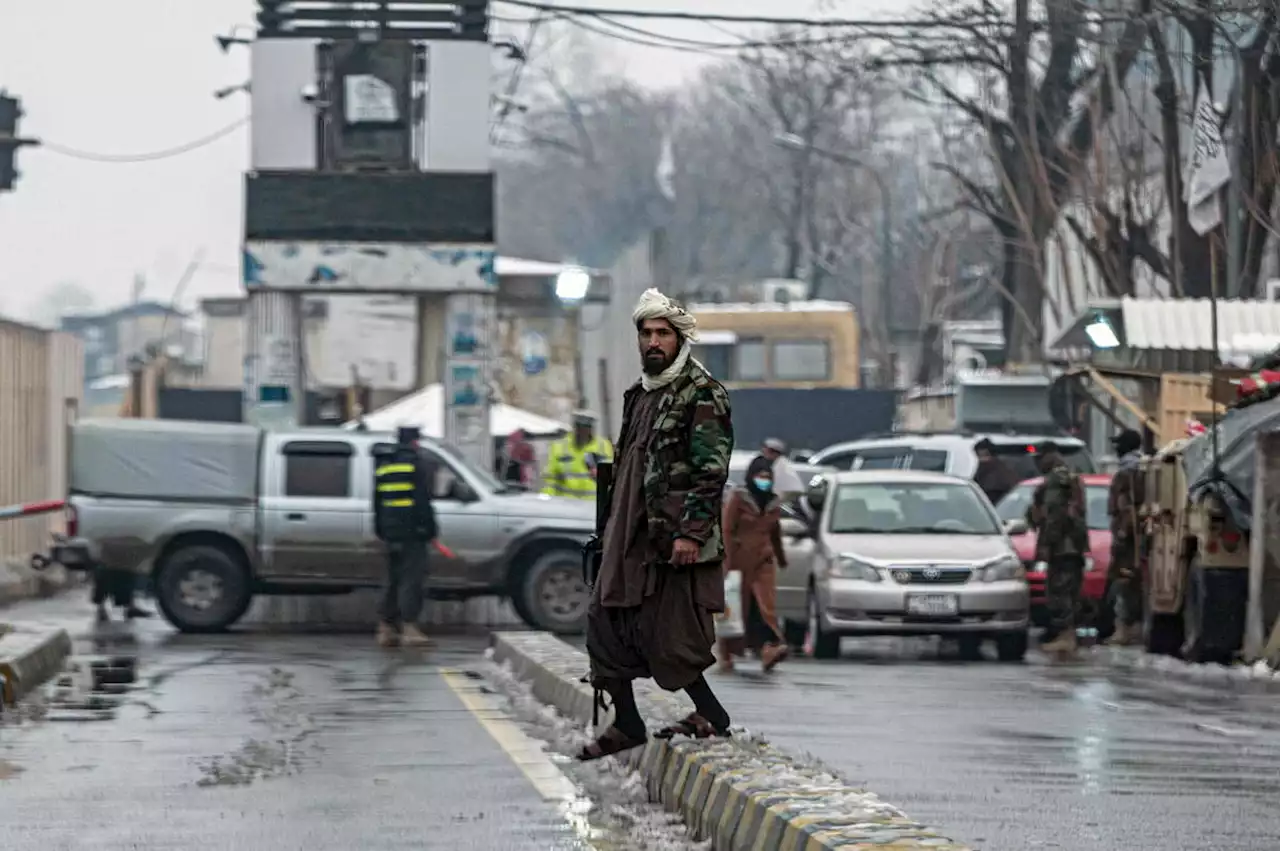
(632, 288, 703, 390)
(631, 288, 699, 342)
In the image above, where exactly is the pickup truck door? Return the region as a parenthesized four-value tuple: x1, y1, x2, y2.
(368, 443, 499, 590)
(419, 448, 499, 590)
(260, 439, 377, 582)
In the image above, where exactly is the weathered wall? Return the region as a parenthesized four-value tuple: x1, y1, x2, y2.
(0, 319, 83, 566)
(492, 304, 579, 427)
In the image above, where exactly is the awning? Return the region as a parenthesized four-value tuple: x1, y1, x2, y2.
(351, 384, 569, 439)
(1054, 296, 1280, 355)
(495, 256, 612, 304)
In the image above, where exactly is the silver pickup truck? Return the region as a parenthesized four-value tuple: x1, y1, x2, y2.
(58, 419, 595, 635)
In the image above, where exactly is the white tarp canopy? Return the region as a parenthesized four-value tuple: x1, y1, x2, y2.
(354, 384, 569, 438)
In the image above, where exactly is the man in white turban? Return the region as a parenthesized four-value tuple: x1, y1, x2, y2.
(578, 289, 737, 760)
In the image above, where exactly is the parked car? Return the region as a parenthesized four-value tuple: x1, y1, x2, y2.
(993, 474, 1114, 633)
(808, 433, 1096, 480)
(55, 419, 595, 635)
(777, 470, 1031, 661)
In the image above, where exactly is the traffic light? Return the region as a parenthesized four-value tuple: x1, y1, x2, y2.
(0, 92, 37, 193)
(257, 0, 287, 33)
(0, 93, 20, 191)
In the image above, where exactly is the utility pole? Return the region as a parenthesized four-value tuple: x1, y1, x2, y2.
(0, 92, 40, 193)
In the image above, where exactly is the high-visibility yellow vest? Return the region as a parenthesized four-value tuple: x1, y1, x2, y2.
(541, 436, 614, 500)
(374, 452, 423, 541)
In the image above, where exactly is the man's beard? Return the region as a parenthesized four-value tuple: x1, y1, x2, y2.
(642, 348, 674, 375)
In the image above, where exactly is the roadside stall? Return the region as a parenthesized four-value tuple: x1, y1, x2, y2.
(1054, 297, 1280, 664)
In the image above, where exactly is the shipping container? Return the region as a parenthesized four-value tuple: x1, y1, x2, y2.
(0, 317, 83, 568)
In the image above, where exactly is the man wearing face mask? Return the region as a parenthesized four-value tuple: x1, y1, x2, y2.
(578, 289, 735, 761)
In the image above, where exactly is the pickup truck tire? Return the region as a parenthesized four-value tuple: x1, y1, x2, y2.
(155, 544, 253, 633)
(512, 548, 589, 635)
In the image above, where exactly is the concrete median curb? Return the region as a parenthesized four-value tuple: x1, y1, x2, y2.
(0, 627, 73, 706)
(491, 631, 972, 851)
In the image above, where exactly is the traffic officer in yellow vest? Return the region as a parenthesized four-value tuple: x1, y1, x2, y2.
(542, 410, 614, 500)
(373, 425, 438, 648)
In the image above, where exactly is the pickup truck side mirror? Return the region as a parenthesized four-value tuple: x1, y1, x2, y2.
(779, 516, 811, 539)
(444, 479, 479, 503)
(1004, 518, 1029, 536)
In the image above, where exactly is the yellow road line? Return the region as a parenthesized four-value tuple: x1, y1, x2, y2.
(441, 667, 605, 848)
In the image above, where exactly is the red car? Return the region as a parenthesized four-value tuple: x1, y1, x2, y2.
(994, 474, 1113, 631)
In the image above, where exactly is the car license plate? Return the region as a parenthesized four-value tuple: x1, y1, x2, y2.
(906, 594, 959, 616)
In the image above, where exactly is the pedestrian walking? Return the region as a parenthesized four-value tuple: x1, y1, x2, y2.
(1106, 428, 1146, 646)
(497, 428, 536, 489)
(1026, 442, 1090, 660)
(578, 288, 735, 761)
(760, 437, 804, 497)
(719, 455, 789, 673)
(542, 410, 614, 500)
(372, 425, 438, 649)
(92, 566, 151, 623)
(974, 438, 1018, 506)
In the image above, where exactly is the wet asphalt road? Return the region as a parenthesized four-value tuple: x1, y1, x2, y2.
(6, 595, 1279, 851)
(709, 638, 1280, 851)
(0, 597, 588, 851)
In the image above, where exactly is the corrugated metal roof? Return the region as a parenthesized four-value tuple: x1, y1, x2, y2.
(1120, 297, 1280, 352)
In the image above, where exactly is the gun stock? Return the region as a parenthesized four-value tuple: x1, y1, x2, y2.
(595, 460, 614, 534)
(582, 461, 614, 588)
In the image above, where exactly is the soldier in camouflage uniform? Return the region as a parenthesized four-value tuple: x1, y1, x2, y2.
(579, 289, 735, 761)
(1026, 442, 1090, 659)
(1106, 429, 1145, 645)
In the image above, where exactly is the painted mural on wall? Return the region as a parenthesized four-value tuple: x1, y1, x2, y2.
(493, 310, 577, 427)
(243, 242, 497, 293)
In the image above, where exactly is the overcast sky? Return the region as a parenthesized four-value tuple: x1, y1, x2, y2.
(0, 0, 906, 324)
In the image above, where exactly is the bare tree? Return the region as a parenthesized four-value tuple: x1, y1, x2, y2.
(28, 280, 96, 327)
(1141, 1, 1280, 298)
(883, 0, 1152, 361)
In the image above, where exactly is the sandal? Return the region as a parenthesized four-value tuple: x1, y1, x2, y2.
(653, 712, 732, 740)
(762, 644, 790, 672)
(576, 726, 647, 761)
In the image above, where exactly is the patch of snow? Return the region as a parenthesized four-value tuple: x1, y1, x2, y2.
(482, 658, 712, 851)
(1088, 645, 1279, 687)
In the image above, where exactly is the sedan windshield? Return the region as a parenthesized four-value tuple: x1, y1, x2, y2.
(829, 481, 1001, 535)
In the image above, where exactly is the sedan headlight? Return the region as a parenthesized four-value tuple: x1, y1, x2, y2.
(831, 555, 882, 582)
(980, 556, 1025, 583)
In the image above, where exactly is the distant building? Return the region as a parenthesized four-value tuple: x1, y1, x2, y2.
(59, 301, 199, 384)
(198, 257, 608, 425)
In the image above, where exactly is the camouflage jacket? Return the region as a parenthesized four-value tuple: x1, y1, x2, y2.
(618, 358, 734, 565)
(1108, 451, 1145, 549)
(1026, 463, 1089, 560)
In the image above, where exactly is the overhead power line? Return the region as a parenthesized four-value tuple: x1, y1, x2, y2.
(39, 117, 248, 163)
(493, 0, 1016, 30)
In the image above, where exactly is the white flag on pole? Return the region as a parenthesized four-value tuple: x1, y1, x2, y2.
(1185, 76, 1231, 236)
(655, 133, 676, 202)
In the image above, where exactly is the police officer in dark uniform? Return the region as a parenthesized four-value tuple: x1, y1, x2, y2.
(373, 426, 438, 648)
